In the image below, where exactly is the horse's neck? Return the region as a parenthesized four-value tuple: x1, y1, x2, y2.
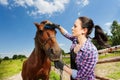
(31, 46, 48, 63)
(28, 40, 50, 64)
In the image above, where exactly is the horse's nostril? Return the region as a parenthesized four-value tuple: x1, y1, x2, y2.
(50, 48, 54, 53)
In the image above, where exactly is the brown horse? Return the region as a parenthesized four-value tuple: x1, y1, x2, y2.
(21, 21, 62, 80)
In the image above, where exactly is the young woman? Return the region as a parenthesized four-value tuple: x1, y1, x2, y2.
(46, 16, 109, 80)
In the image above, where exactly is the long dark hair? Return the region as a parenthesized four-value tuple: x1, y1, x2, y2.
(78, 16, 110, 48)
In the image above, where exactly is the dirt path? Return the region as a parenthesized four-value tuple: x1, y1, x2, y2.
(5, 67, 70, 80)
(4, 72, 22, 80)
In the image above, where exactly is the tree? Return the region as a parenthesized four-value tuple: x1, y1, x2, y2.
(92, 39, 104, 50)
(17, 55, 26, 59)
(3, 56, 9, 60)
(12, 54, 26, 59)
(111, 20, 120, 46)
(12, 54, 18, 59)
(0, 55, 2, 63)
(61, 49, 66, 57)
(0, 58, 2, 64)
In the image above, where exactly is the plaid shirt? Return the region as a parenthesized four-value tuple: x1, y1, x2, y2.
(63, 32, 98, 80)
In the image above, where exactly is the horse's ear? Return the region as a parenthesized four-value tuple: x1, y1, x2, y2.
(34, 22, 44, 30)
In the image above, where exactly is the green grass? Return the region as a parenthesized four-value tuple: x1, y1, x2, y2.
(63, 57, 70, 64)
(0, 59, 23, 79)
(0, 59, 60, 80)
(99, 52, 120, 60)
(49, 71, 60, 80)
(95, 62, 120, 80)
(107, 71, 120, 80)
(106, 62, 120, 80)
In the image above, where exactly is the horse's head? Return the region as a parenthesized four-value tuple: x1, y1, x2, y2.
(34, 21, 62, 61)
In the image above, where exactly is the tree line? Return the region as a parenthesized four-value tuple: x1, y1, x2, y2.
(0, 54, 26, 60)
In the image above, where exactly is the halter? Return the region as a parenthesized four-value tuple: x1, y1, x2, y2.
(35, 35, 56, 60)
(36, 35, 56, 49)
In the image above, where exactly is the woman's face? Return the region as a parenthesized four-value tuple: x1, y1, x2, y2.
(72, 19, 86, 37)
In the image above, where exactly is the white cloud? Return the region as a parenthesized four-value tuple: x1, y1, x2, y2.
(0, 0, 8, 5)
(104, 22, 112, 35)
(76, 0, 89, 16)
(76, 0, 89, 7)
(105, 22, 112, 27)
(0, 0, 90, 17)
(12, 0, 34, 7)
(9, 0, 70, 17)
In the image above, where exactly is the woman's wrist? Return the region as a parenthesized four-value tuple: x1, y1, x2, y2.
(63, 66, 77, 79)
(63, 65, 72, 75)
(59, 26, 68, 35)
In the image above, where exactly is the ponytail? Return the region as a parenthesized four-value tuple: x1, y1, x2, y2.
(93, 25, 110, 48)
(78, 16, 110, 48)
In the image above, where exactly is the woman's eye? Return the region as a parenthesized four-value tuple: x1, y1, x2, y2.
(74, 25, 77, 28)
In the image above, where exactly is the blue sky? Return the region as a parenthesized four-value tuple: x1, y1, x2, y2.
(0, 0, 120, 58)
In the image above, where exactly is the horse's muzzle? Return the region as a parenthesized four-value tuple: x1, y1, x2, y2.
(46, 48, 62, 62)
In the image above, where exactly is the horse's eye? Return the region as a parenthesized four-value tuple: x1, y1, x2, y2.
(39, 30, 43, 34)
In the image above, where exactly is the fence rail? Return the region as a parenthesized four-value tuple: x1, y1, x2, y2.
(95, 45, 120, 80)
(97, 57, 120, 64)
(98, 45, 120, 54)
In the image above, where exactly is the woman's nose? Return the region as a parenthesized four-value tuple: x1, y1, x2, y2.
(72, 26, 74, 30)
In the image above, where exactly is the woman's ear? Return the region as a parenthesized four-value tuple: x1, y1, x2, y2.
(82, 28, 88, 35)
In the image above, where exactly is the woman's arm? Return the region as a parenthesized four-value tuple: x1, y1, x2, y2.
(58, 26, 68, 35)
(45, 20, 75, 41)
(58, 26, 75, 41)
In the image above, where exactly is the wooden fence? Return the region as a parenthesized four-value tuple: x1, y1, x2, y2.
(95, 57, 120, 80)
(95, 45, 120, 80)
(98, 45, 120, 54)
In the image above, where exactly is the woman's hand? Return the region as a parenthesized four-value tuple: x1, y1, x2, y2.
(43, 20, 67, 35)
(44, 20, 60, 29)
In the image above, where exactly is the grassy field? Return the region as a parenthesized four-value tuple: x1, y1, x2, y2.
(0, 52, 120, 80)
(0, 59, 60, 80)
(0, 59, 22, 79)
(95, 62, 120, 80)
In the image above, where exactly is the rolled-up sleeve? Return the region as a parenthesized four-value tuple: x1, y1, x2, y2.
(63, 32, 75, 41)
(72, 69, 77, 79)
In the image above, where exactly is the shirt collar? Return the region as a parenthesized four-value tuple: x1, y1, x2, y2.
(80, 38, 91, 52)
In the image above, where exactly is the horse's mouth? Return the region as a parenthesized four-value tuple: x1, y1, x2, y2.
(50, 58, 60, 62)
(49, 53, 61, 62)
(45, 49, 62, 61)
